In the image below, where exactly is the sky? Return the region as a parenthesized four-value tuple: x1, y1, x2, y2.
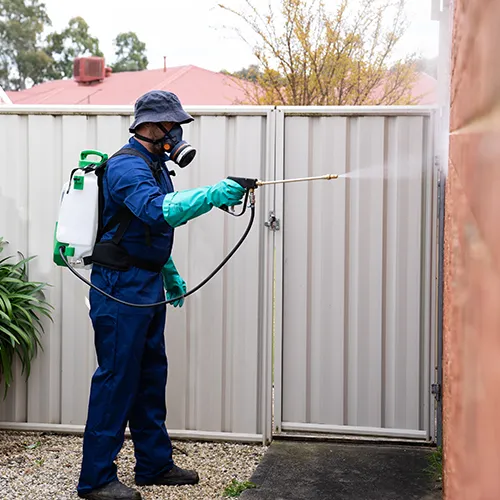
(41, 0, 440, 73)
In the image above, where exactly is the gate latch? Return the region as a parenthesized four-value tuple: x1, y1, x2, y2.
(264, 212, 280, 231)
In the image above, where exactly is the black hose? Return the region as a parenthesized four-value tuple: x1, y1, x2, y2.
(59, 204, 256, 309)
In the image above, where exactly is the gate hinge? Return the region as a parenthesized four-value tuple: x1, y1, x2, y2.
(264, 211, 280, 231)
(432, 383, 441, 402)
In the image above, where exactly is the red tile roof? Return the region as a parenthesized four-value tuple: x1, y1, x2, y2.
(410, 72, 438, 105)
(5, 65, 248, 106)
(4, 64, 436, 106)
(367, 71, 437, 105)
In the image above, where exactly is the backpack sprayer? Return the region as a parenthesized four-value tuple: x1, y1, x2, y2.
(53, 150, 339, 308)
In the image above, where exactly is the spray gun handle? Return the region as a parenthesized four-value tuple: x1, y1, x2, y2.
(227, 176, 259, 190)
(219, 176, 258, 217)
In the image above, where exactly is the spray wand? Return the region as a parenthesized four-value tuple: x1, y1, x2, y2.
(219, 174, 339, 217)
(59, 173, 340, 308)
(236, 174, 339, 187)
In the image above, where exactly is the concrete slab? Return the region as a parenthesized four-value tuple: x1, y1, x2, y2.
(240, 441, 441, 500)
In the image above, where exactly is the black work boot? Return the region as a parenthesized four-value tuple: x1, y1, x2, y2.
(135, 464, 200, 486)
(78, 479, 142, 500)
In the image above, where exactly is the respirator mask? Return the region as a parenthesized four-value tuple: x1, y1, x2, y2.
(134, 123, 197, 168)
(158, 123, 197, 168)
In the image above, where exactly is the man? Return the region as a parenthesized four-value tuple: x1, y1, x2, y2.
(77, 90, 246, 500)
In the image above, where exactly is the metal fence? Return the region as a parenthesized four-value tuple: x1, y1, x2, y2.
(0, 105, 438, 444)
(0, 106, 275, 443)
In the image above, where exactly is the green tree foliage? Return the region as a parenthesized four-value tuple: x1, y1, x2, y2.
(0, 2, 149, 89)
(221, 64, 262, 82)
(219, 0, 419, 106)
(45, 16, 103, 79)
(111, 32, 148, 73)
(0, 0, 52, 90)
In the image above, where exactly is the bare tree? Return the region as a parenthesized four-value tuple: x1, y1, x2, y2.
(218, 0, 420, 105)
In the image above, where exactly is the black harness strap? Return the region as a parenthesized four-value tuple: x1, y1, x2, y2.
(84, 148, 166, 271)
(97, 148, 162, 244)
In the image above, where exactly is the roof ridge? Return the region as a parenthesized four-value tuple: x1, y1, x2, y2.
(135, 66, 194, 103)
(157, 65, 194, 90)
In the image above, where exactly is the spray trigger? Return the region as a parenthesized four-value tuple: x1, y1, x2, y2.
(218, 176, 258, 218)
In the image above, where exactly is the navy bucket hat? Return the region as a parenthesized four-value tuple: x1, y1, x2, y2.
(129, 90, 194, 132)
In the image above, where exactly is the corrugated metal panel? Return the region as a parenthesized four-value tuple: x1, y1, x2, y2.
(0, 107, 273, 439)
(0, 105, 436, 443)
(277, 110, 436, 438)
(0, 114, 29, 423)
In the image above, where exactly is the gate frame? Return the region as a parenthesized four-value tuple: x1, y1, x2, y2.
(272, 106, 440, 443)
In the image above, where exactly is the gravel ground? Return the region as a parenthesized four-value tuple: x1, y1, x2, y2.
(0, 431, 267, 499)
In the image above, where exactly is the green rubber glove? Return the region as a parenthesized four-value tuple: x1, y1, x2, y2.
(162, 179, 246, 227)
(207, 179, 246, 208)
(162, 257, 187, 308)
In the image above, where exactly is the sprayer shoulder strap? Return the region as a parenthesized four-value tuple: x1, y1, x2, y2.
(95, 147, 162, 245)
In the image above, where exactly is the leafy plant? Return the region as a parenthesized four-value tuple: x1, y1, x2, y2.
(223, 479, 257, 497)
(0, 238, 53, 397)
(425, 446, 443, 483)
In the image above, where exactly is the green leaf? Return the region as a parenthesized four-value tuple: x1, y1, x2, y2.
(0, 293, 13, 318)
(0, 309, 11, 321)
(0, 325, 21, 346)
(223, 479, 258, 497)
(0, 237, 53, 397)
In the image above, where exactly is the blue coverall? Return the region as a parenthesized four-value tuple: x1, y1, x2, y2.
(77, 137, 176, 496)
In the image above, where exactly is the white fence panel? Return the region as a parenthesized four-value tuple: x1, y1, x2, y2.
(0, 114, 29, 423)
(0, 106, 274, 441)
(274, 107, 437, 440)
(0, 105, 437, 444)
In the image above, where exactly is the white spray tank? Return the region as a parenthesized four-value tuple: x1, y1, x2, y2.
(53, 150, 108, 269)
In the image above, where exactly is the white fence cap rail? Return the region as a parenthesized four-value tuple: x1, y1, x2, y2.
(0, 104, 275, 116)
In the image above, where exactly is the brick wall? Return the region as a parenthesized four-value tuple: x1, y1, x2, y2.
(444, 0, 500, 498)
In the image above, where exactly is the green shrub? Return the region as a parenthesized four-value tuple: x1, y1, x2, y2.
(0, 238, 53, 397)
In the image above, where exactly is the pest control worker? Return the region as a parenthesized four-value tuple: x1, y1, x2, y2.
(77, 90, 246, 500)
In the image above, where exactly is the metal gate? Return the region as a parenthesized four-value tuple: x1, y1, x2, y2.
(272, 107, 438, 441)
